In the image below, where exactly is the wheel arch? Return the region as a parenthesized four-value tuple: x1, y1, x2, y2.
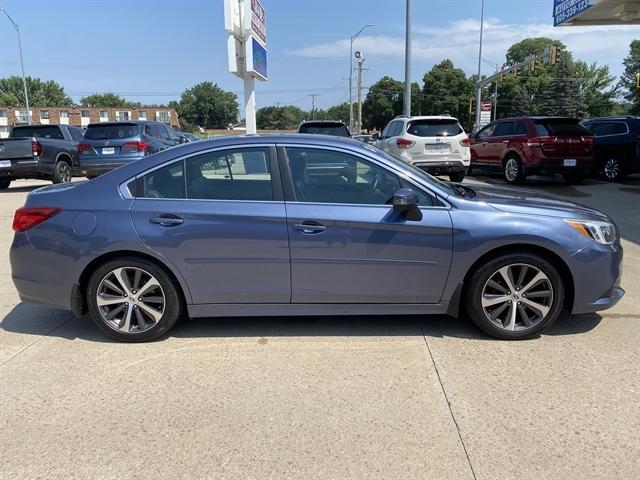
(55, 152, 73, 164)
(75, 250, 190, 316)
(502, 150, 522, 165)
(461, 243, 575, 313)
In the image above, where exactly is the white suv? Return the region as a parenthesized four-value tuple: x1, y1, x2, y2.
(375, 115, 471, 182)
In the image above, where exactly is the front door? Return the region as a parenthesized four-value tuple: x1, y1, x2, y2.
(281, 145, 453, 304)
(130, 146, 291, 304)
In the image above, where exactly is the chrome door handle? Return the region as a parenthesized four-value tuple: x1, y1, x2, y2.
(294, 222, 326, 234)
(150, 215, 183, 227)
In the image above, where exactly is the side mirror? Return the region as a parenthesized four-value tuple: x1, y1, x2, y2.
(371, 133, 380, 140)
(393, 188, 422, 221)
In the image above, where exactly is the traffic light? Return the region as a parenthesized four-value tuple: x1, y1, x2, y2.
(512, 67, 519, 78)
(636, 73, 640, 89)
(529, 58, 537, 73)
(469, 97, 476, 115)
(499, 69, 505, 81)
(550, 46, 559, 65)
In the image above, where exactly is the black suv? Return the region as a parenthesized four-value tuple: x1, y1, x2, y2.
(298, 120, 350, 137)
(582, 116, 640, 181)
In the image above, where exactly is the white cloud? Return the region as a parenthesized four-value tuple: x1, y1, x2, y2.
(289, 18, 638, 77)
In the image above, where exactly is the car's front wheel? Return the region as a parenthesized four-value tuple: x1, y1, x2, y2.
(86, 257, 184, 342)
(465, 254, 565, 340)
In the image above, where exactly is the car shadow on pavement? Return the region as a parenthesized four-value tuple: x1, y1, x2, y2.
(0, 302, 602, 344)
(1, 185, 44, 194)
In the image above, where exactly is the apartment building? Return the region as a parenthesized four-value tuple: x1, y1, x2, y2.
(0, 106, 179, 138)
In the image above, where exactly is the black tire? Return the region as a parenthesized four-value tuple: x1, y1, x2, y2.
(86, 256, 184, 342)
(52, 159, 72, 184)
(563, 173, 584, 184)
(601, 151, 626, 182)
(503, 156, 525, 185)
(0, 178, 10, 190)
(464, 253, 565, 340)
(449, 171, 465, 183)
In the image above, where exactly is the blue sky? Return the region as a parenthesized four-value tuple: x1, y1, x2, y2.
(1, 0, 637, 110)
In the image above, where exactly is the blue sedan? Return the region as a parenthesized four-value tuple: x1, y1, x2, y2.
(10, 135, 624, 342)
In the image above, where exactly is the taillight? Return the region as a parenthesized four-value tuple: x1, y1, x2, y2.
(121, 141, 149, 154)
(31, 140, 42, 157)
(12, 207, 61, 232)
(527, 136, 555, 147)
(580, 136, 594, 144)
(78, 143, 92, 155)
(459, 138, 471, 148)
(396, 138, 415, 149)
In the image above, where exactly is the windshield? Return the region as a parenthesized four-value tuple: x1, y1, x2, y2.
(358, 143, 462, 198)
(299, 123, 350, 137)
(407, 119, 463, 137)
(84, 124, 140, 140)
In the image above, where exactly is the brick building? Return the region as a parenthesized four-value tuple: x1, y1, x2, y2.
(0, 106, 179, 138)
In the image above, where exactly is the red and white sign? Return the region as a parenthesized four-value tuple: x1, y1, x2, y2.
(245, 0, 266, 45)
(481, 101, 493, 112)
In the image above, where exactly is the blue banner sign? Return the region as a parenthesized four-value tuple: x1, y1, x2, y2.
(247, 36, 267, 81)
(554, 0, 592, 26)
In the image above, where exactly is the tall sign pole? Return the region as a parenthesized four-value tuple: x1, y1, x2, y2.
(403, 0, 412, 116)
(474, 0, 485, 130)
(225, 0, 267, 134)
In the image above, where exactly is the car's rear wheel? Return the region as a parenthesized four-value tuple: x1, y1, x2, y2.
(503, 156, 525, 185)
(0, 179, 10, 190)
(52, 160, 72, 184)
(602, 152, 626, 182)
(449, 171, 465, 183)
(86, 257, 183, 342)
(465, 254, 565, 340)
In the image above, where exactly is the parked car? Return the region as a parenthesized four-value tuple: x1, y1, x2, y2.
(470, 117, 594, 185)
(0, 124, 84, 189)
(77, 121, 182, 177)
(180, 132, 200, 142)
(581, 116, 640, 182)
(352, 134, 375, 144)
(374, 116, 470, 182)
(10, 134, 623, 342)
(298, 120, 350, 137)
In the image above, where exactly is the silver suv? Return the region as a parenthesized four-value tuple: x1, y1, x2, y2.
(375, 115, 471, 182)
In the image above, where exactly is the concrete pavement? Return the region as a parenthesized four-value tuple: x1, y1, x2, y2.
(1, 178, 638, 479)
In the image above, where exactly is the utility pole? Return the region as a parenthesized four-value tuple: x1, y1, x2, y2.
(474, 0, 485, 130)
(355, 52, 365, 134)
(403, 0, 412, 116)
(349, 24, 374, 134)
(1, 8, 30, 124)
(309, 94, 318, 119)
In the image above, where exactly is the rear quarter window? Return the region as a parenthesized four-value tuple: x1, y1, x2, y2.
(407, 120, 463, 137)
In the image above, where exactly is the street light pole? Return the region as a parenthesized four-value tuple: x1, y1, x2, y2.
(348, 24, 373, 134)
(474, 0, 485, 130)
(403, 0, 412, 116)
(1, 8, 31, 125)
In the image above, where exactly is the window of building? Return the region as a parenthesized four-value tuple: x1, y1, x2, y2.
(99, 110, 109, 119)
(116, 111, 130, 121)
(81, 110, 90, 118)
(59, 110, 69, 118)
(138, 110, 147, 120)
(0, 110, 9, 118)
(16, 110, 30, 123)
(157, 111, 170, 124)
(40, 110, 50, 120)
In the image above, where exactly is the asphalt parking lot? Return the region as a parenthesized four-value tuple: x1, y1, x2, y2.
(1, 175, 639, 480)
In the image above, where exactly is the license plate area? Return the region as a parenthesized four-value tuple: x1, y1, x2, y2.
(0, 160, 11, 168)
(102, 147, 115, 155)
(425, 143, 450, 153)
(563, 159, 577, 167)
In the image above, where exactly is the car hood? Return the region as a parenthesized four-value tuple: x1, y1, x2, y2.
(468, 184, 610, 221)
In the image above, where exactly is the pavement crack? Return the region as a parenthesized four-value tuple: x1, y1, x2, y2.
(0, 317, 71, 367)
(418, 319, 478, 480)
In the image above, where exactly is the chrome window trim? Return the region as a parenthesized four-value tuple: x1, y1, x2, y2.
(277, 143, 451, 209)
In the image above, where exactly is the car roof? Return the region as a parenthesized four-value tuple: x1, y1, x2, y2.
(397, 115, 460, 122)
(192, 133, 361, 148)
(299, 120, 347, 125)
(583, 116, 640, 122)
(86, 121, 162, 127)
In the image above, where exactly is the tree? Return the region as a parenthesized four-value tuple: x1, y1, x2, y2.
(80, 92, 139, 108)
(0, 76, 72, 106)
(174, 82, 238, 129)
(422, 59, 474, 124)
(257, 105, 304, 130)
(618, 40, 640, 114)
(541, 53, 587, 118)
(361, 77, 420, 130)
(573, 61, 616, 117)
(506, 38, 566, 64)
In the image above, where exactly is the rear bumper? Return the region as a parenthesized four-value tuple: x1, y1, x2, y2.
(0, 159, 54, 179)
(78, 156, 141, 176)
(411, 160, 468, 174)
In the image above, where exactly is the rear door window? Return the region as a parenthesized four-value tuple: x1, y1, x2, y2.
(514, 121, 527, 135)
(388, 121, 403, 138)
(406, 119, 463, 137)
(84, 124, 140, 140)
(534, 120, 591, 137)
(492, 122, 515, 137)
(141, 162, 185, 199)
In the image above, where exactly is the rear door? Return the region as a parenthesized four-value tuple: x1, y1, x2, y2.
(130, 145, 291, 304)
(280, 145, 453, 304)
(381, 121, 404, 156)
(488, 121, 515, 165)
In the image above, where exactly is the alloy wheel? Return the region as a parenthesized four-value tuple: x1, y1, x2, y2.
(481, 263, 553, 332)
(604, 158, 620, 180)
(505, 158, 519, 182)
(60, 163, 71, 182)
(96, 267, 165, 334)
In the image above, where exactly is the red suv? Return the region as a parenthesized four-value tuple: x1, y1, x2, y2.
(469, 117, 594, 184)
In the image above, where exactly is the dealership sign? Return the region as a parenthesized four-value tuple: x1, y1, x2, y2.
(246, 36, 268, 81)
(553, 0, 592, 26)
(245, 0, 266, 45)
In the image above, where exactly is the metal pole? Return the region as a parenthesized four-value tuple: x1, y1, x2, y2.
(244, 75, 256, 134)
(1, 8, 30, 124)
(474, 0, 485, 130)
(403, 0, 412, 116)
(356, 56, 364, 134)
(348, 24, 373, 134)
(493, 77, 498, 121)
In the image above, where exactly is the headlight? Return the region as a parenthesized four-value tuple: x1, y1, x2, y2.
(564, 219, 616, 245)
